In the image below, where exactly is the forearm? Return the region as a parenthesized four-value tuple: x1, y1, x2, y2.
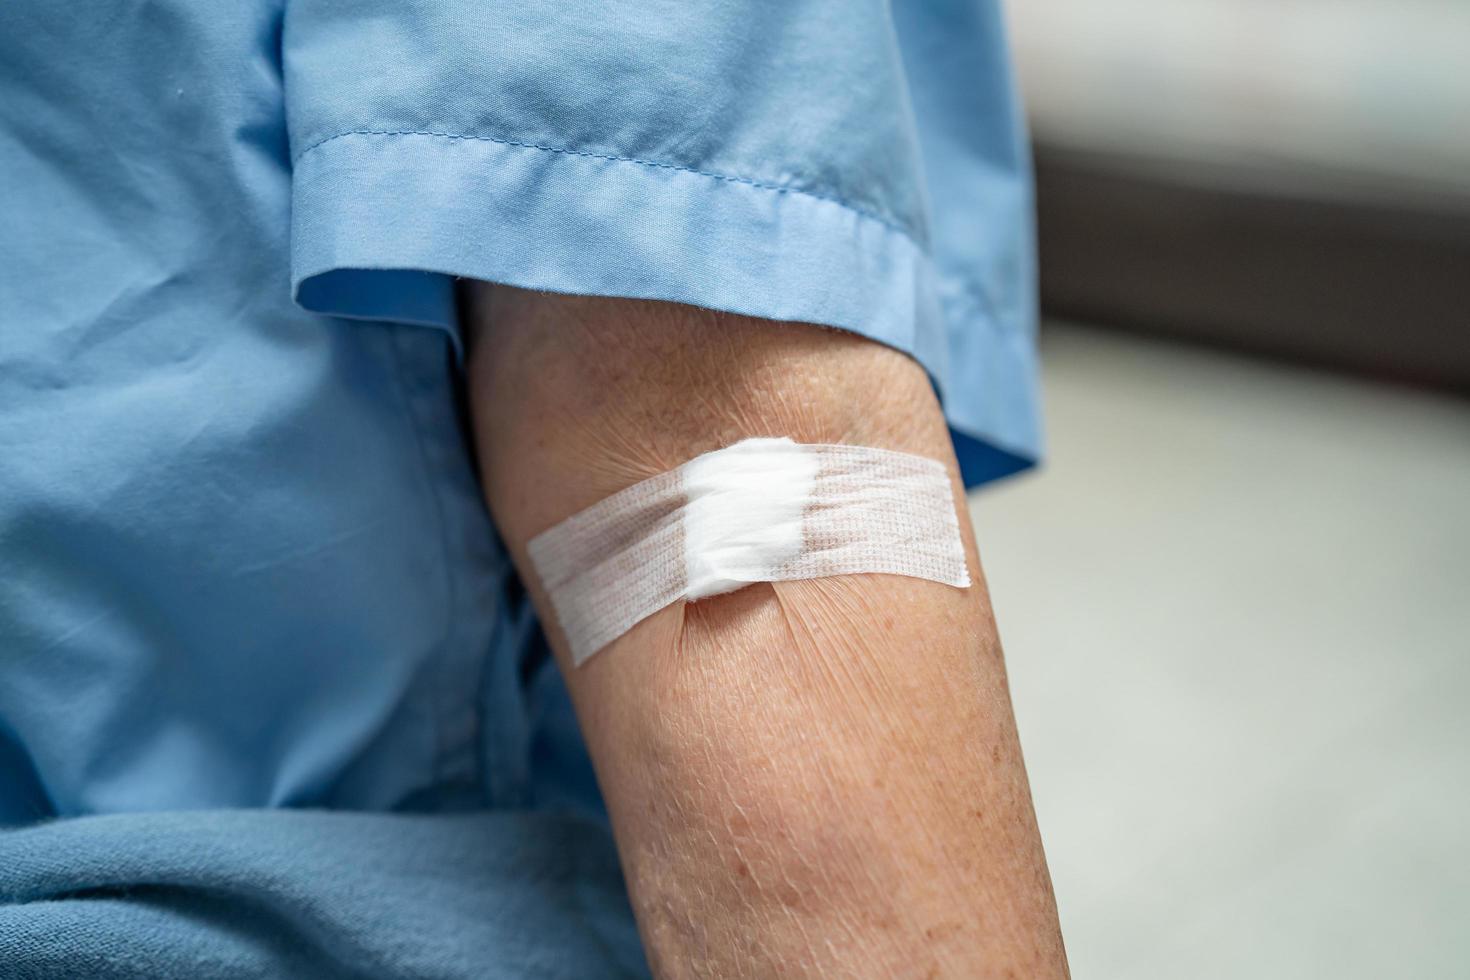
(465, 284, 1066, 977)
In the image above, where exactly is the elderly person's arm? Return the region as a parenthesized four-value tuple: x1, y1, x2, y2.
(465, 283, 1067, 978)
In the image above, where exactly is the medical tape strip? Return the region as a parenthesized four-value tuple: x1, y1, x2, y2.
(529, 437, 971, 666)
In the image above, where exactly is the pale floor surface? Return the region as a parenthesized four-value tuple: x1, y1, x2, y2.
(969, 324, 1470, 979)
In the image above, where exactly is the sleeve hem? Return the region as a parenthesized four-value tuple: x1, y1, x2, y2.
(289, 129, 1040, 486)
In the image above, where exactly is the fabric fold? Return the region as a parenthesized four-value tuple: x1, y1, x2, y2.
(290, 128, 1038, 485)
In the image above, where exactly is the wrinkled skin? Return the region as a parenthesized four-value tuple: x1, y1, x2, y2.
(465, 284, 1068, 979)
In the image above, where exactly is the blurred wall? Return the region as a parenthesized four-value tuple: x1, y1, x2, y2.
(1004, 0, 1470, 389)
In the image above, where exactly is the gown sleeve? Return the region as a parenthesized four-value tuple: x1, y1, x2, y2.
(283, 0, 1041, 485)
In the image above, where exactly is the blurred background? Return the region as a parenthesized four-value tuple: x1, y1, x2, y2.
(977, 1, 1469, 976)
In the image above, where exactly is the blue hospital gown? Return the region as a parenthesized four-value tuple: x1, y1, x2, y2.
(0, 0, 1038, 974)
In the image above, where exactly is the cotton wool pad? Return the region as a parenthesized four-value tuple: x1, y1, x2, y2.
(528, 437, 971, 665)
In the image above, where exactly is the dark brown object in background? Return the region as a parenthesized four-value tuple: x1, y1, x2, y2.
(1033, 142, 1470, 392)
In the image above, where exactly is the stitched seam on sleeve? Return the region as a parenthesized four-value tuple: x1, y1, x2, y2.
(293, 128, 922, 247)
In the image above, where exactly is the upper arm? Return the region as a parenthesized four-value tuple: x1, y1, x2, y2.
(463, 282, 1065, 977)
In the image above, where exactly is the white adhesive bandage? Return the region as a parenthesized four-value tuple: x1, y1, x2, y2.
(529, 438, 971, 665)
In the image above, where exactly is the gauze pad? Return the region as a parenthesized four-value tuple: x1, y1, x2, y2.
(529, 437, 970, 665)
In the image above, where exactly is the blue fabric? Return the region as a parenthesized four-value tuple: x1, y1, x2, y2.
(285, 0, 1040, 484)
(0, 0, 1037, 974)
(0, 809, 648, 978)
